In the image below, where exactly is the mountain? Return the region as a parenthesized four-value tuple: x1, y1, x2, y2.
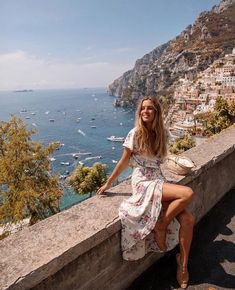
(108, 0, 235, 107)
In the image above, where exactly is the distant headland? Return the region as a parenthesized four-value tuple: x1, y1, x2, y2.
(13, 89, 34, 93)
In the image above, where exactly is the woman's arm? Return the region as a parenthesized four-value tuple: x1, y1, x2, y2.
(96, 147, 132, 195)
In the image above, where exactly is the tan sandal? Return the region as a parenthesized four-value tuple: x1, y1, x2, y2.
(176, 253, 189, 289)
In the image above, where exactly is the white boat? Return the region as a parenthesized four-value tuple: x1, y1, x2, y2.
(72, 153, 80, 159)
(49, 157, 56, 162)
(112, 160, 118, 164)
(59, 174, 67, 180)
(107, 136, 125, 142)
(78, 129, 86, 136)
(84, 156, 102, 161)
(60, 161, 70, 166)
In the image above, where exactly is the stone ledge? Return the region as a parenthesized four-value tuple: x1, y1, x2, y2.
(0, 125, 235, 290)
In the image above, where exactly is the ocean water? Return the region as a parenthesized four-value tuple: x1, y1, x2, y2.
(0, 88, 135, 209)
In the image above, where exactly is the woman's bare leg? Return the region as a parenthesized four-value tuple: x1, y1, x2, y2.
(154, 183, 194, 251)
(177, 209, 195, 268)
(176, 209, 195, 289)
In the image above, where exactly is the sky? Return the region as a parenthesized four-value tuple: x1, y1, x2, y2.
(0, 0, 220, 91)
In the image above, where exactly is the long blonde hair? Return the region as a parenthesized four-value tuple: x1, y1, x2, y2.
(134, 96, 167, 159)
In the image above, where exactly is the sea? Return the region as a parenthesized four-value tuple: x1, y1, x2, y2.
(0, 88, 135, 210)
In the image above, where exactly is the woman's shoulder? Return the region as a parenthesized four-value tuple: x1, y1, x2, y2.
(125, 127, 137, 138)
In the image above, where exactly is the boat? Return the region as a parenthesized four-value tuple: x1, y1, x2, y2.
(84, 156, 102, 161)
(59, 174, 67, 180)
(60, 162, 70, 166)
(49, 157, 56, 162)
(78, 129, 86, 136)
(107, 136, 125, 142)
(91, 126, 96, 128)
(49, 119, 55, 122)
(112, 160, 118, 164)
(72, 153, 80, 159)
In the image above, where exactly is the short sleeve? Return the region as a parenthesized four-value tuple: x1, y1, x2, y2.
(123, 128, 136, 151)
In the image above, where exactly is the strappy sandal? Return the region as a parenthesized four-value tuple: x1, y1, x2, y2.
(176, 253, 189, 289)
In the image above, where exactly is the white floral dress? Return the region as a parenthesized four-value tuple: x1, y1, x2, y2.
(119, 128, 180, 261)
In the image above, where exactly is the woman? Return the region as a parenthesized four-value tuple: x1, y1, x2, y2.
(97, 97, 195, 289)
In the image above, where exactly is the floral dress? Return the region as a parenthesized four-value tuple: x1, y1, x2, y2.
(119, 128, 180, 261)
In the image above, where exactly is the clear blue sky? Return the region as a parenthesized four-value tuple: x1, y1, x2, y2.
(0, 0, 220, 90)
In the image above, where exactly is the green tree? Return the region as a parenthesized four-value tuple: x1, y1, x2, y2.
(170, 134, 196, 155)
(67, 162, 107, 197)
(228, 100, 235, 116)
(205, 114, 231, 135)
(0, 116, 62, 226)
(214, 96, 229, 116)
(194, 97, 233, 136)
(205, 97, 232, 136)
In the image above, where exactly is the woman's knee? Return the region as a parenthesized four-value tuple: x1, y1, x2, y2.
(183, 186, 194, 202)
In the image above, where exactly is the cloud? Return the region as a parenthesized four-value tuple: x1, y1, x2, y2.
(0, 50, 132, 90)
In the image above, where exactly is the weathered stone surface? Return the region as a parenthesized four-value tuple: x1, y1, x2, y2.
(0, 125, 235, 290)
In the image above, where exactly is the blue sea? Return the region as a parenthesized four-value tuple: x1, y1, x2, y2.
(0, 88, 135, 209)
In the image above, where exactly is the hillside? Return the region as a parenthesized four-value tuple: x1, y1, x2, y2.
(108, 0, 235, 107)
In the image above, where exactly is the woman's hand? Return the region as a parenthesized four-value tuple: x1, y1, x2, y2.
(96, 147, 132, 197)
(96, 182, 111, 196)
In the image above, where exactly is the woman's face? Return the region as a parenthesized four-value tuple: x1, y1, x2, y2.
(140, 99, 156, 124)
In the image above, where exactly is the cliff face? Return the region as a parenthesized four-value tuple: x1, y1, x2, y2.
(108, 0, 235, 107)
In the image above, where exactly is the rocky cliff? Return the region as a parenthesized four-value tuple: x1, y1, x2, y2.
(108, 0, 235, 107)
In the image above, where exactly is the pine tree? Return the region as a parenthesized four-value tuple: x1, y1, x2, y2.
(169, 134, 196, 155)
(0, 116, 62, 226)
(67, 162, 107, 197)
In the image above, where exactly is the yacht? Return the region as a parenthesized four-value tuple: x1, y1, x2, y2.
(60, 162, 70, 166)
(107, 136, 125, 142)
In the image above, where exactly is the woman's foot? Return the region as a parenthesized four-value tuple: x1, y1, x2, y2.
(176, 253, 189, 289)
(154, 224, 167, 252)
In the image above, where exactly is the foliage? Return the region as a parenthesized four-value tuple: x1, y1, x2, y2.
(0, 116, 62, 226)
(205, 114, 231, 136)
(169, 134, 196, 155)
(194, 97, 234, 136)
(228, 100, 235, 116)
(67, 162, 107, 196)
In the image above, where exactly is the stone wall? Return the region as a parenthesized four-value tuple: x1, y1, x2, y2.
(0, 125, 235, 290)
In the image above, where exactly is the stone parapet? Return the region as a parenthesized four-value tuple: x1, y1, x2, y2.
(0, 125, 235, 290)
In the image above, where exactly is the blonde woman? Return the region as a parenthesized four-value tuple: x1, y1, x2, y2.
(97, 97, 195, 289)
